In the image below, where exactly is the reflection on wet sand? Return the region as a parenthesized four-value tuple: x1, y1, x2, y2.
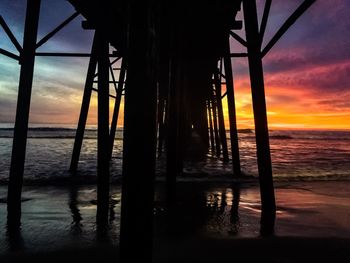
(1, 183, 267, 256)
(6, 228, 24, 252)
(109, 202, 116, 223)
(2, 181, 350, 262)
(69, 185, 82, 235)
(204, 184, 241, 235)
(154, 183, 244, 238)
(230, 184, 240, 235)
(68, 185, 119, 244)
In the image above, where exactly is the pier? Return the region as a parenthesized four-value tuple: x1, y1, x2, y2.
(0, 0, 316, 262)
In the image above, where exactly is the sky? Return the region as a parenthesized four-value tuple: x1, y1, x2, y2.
(0, 0, 349, 130)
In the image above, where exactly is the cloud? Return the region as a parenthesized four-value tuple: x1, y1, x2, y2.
(265, 61, 350, 92)
(0, 0, 349, 129)
(264, 46, 350, 74)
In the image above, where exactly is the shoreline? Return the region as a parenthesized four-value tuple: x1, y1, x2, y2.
(0, 173, 350, 187)
(0, 180, 350, 261)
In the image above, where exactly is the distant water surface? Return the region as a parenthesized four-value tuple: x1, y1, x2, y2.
(0, 123, 349, 184)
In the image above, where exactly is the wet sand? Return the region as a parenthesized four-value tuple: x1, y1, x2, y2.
(0, 180, 349, 262)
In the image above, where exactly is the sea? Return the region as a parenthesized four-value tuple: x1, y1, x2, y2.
(0, 123, 350, 184)
(1, 124, 350, 254)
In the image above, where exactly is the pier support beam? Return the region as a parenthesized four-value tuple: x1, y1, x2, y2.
(214, 71, 229, 162)
(193, 97, 210, 149)
(7, 0, 41, 230)
(207, 100, 215, 153)
(157, 97, 166, 156)
(166, 56, 186, 206)
(243, 0, 276, 234)
(96, 31, 110, 226)
(120, 2, 158, 262)
(108, 58, 127, 160)
(70, 34, 98, 172)
(166, 59, 179, 206)
(224, 48, 241, 177)
(211, 95, 221, 157)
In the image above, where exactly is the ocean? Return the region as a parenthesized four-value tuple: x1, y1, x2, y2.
(1, 125, 350, 257)
(0, 124, 350, 184)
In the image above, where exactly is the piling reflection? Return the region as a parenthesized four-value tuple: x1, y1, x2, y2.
(205, 184, 241, 235)
(109, 200, 116, 223)
(219, 190, 227, 215)
(229, 184, 240, 235)
(6, 227, 24, 252)
(96, 194, 119, 245)
(96, 216, 114, 245)
(68, 185, 82, 235)
(156, 183, 243, 237)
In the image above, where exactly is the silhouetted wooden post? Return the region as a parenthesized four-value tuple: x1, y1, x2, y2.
(211, 94, 221, 156)
(7, 0, 41, 230)
(158, 9, 171, 158)
(108, 58, 126, 160)
(196, 99, 210, 149)
(207, 100, 215, 153)
(70, 34, 98, 172)
(157, 97, 165, 156)
(119, 1, 157, 262)
(243, 0, 276, 234)
(159, 98, 168, 156)
(214, 72, 229, 162)
(166, 57, 181, 207)
(224, 50, 241, 177)
(96, 30, 110, 226)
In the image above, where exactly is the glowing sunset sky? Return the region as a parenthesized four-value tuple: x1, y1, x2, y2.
(0, 0, 349, 130)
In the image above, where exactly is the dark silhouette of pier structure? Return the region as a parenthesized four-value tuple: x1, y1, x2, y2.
(1, 0, 315, 262)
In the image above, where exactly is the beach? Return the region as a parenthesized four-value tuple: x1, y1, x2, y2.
(0, 127, 350, 261)
(0, 180, 349, 262)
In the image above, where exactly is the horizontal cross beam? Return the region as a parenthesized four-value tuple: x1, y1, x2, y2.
(91, 87, 117, 99)
(230, 53, 248, 57)
(35, 52, 119, 57)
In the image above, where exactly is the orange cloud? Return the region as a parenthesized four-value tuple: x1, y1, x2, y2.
(222, 61, 350, 130)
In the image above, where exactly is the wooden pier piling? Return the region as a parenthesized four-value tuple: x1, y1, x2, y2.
(119, 2, 158, 262)
(157, 97, 166, 156)
(207, 100, 215, 153)
(70, 35, 98, 172)
(166, 57, 183, 207)
(243, 0, 276, 234)
(7, 0, 41, 230)
(224, 47, 241, 177)
(211, 96, 221, 157)
(214, 70, 229, 162)
(96, 30, 110, 226)
(108, 58, 126, 160)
